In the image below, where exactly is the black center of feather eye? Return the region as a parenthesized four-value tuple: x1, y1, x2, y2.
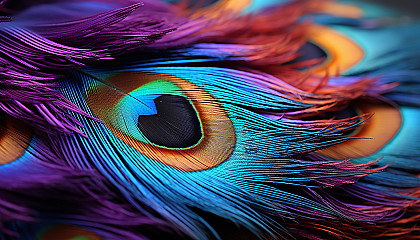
(137, 94, 202, 148)
(289, 42, 328, 68)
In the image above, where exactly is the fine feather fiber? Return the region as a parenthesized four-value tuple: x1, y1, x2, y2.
(0, 0, 420, 239)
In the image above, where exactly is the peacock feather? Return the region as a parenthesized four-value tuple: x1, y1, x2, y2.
(1, 0, 419, 239)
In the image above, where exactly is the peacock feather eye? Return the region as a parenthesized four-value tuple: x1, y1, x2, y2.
(85, 71, 236, 172)
(317, 1, 364, 19)
(0, 113, 33, 165)
(38, 224, 103, 240)
(317, 99, 402, 160)
(304, 25, 364, 74)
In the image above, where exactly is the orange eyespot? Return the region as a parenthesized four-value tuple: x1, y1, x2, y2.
(318, 2, 364, 19)
(189, 0, 251, 18)
(38, 224, 103, 240)
(0, 114, 33, 165)
(317, 99, 402, 160)
(86, 72, 236, 172)
(307, 25, 365, 75)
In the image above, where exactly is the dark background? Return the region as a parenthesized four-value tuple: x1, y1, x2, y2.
(363, 0, 420, 17)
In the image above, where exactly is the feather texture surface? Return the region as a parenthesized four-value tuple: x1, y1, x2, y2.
(0, 0, 420, 239)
